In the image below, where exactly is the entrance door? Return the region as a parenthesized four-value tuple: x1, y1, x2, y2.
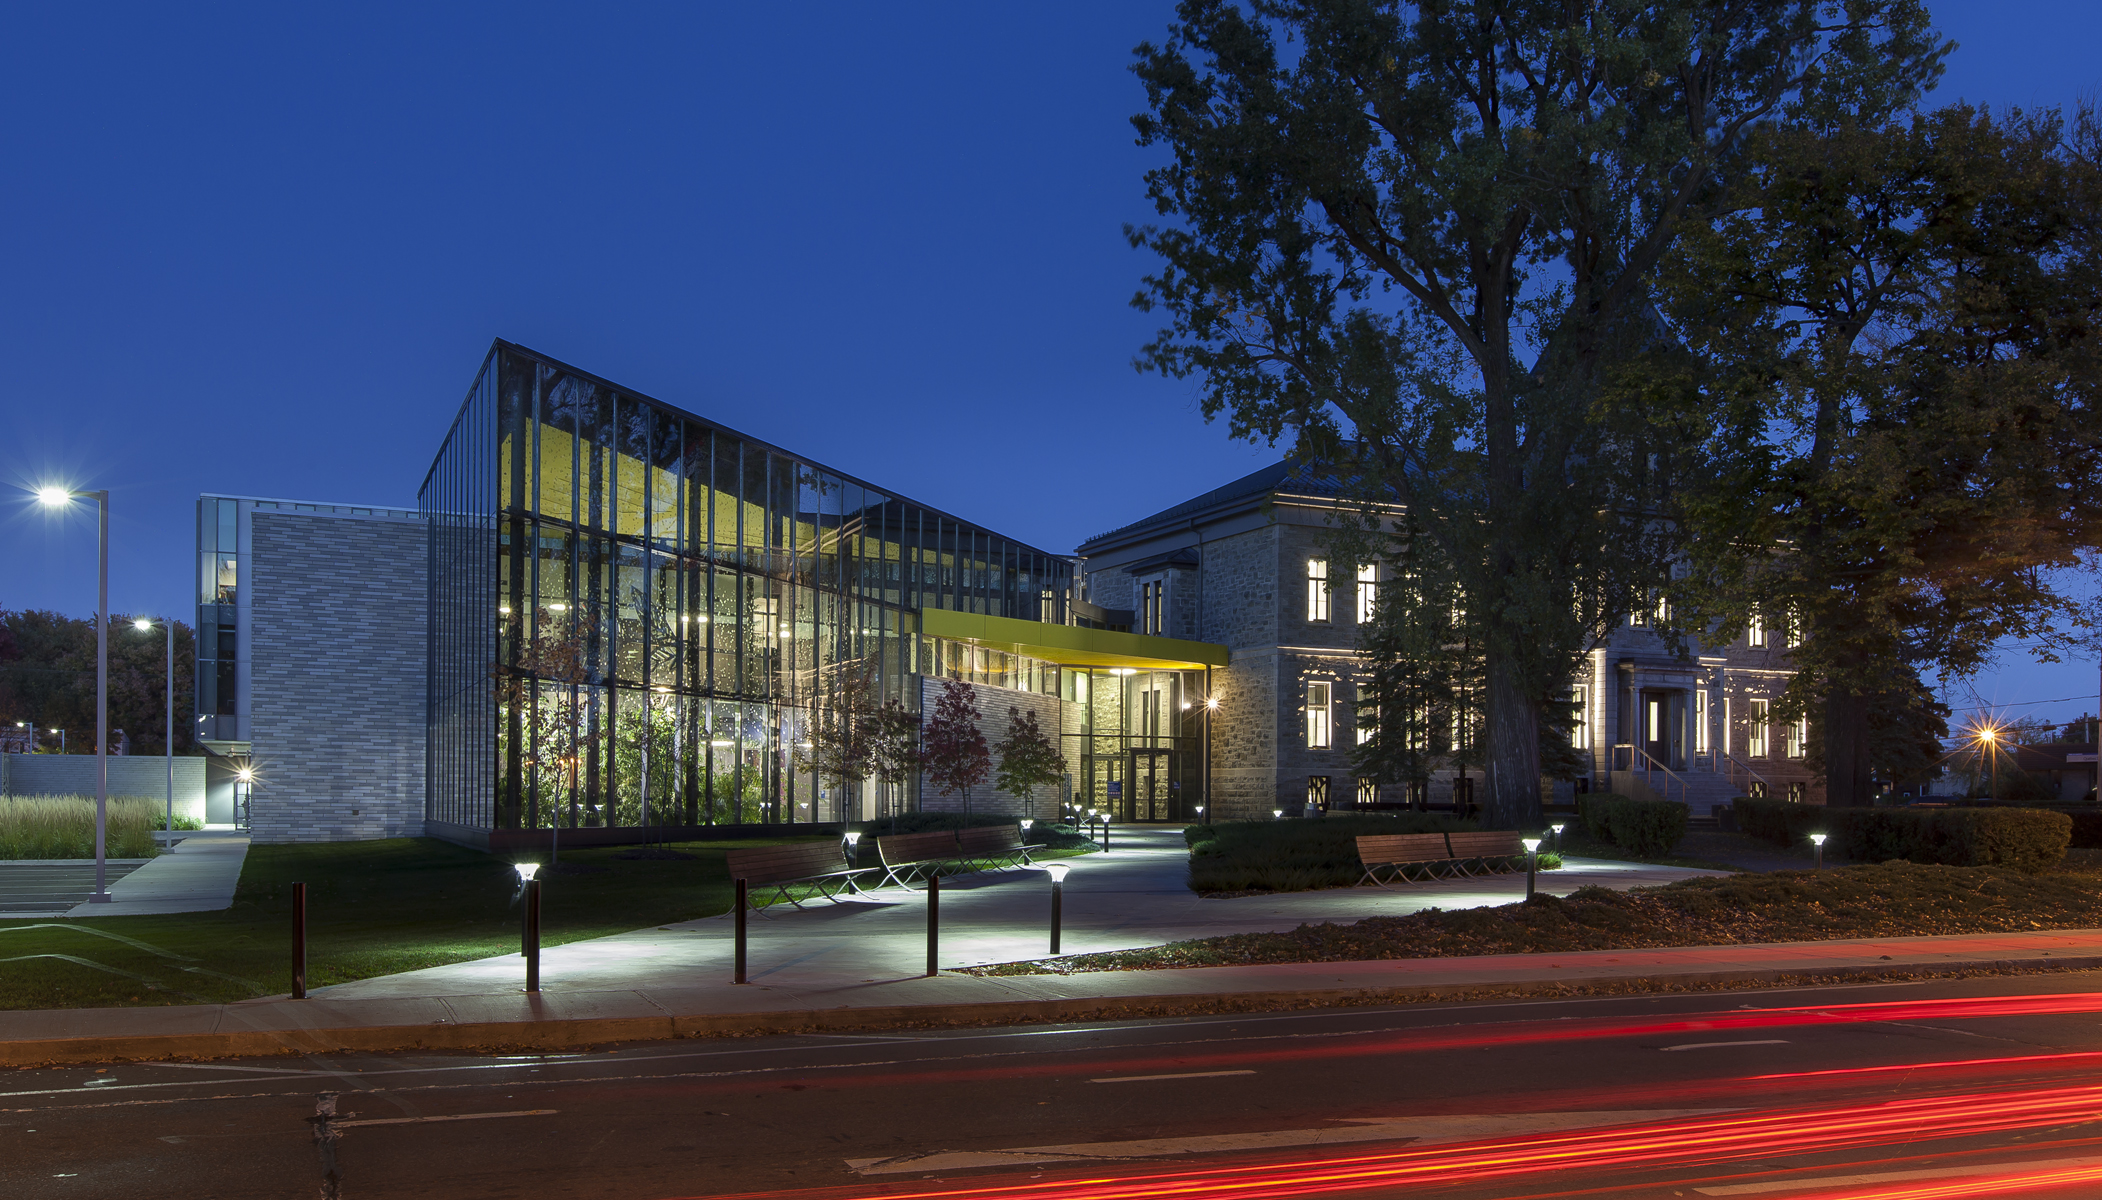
(1128, 749, 1176, 822)
(1639, 689, 1682, 769)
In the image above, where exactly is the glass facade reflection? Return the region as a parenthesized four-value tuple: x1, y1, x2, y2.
(423, 341, 1073, 833)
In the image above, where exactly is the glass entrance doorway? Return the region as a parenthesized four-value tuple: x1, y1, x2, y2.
(1126, 748, 1177, 822)
(1639, 689, 1683, 769)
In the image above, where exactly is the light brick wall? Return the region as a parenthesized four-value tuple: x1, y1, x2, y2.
(247, 511, 428, 844)
(917, 676, 1063, 819)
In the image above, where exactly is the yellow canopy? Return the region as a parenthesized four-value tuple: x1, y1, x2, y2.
(920, 609, 1228, 671)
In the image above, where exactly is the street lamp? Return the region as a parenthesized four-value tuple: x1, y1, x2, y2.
(36, 483, 112, 903)
(133, 617, 176, 844)
(1977, 725, 2001, 798)
(1810, 831, 1827, 870)
(1522, 837, 1542, 899)
(1043, 861, 1070, 954)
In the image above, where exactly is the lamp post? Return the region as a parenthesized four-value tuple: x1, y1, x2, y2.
(1810, 832, 1827, 870)
(1978, 726, 2000, 799)
(842, 829, 862, 868)
(1044, 861, 1069, 954)
(1550, 822, 1566, 852)
(134, 617, 175, 843)
(515, 862, 542, 992)
(1203, 689, 1217, 825)
(37, 484, 111, 903)
(1522, 837, 1542, 899)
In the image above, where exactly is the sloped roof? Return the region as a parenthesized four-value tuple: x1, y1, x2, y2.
(1079, 458, 1362, 551)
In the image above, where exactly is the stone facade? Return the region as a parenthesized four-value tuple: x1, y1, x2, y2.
(1078, 460, 1806, 820)
(247, 510, 429, 844)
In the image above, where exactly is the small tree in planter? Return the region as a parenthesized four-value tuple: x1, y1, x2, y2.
(995, 707, 1065, 821)
(922, 678, 990, 828)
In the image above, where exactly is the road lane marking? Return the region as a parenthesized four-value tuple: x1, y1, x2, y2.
(1693, 1152, 2102, 1195)
(1661, 1040, 1791, 1051)
(334, 1108, 556, 1128)
(844, 1109, 1735, 1175)
(1090, 1071, 1257, 1083)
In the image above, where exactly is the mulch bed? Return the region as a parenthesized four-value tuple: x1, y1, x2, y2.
(964, 861, 2102, 976)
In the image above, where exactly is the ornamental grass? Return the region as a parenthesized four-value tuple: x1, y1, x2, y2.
(0, 794, 166, 859)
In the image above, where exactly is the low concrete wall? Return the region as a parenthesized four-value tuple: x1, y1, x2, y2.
(1, 754, 206, 822)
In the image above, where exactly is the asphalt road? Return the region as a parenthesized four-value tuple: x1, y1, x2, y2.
(14, 972, 2102, 1199)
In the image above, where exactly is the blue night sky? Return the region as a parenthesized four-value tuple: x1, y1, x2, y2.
(3, 2, 2097, 727)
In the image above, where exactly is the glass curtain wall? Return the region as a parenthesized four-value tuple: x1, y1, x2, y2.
(424, 341, 1072, 833)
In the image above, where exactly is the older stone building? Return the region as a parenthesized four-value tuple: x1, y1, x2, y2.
(1075, 460, 1812, 819)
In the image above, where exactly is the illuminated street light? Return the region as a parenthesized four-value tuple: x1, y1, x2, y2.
(131, 617, 176, 844)
(34, 482, 111, 903)
(1810, 831, 1828, 870)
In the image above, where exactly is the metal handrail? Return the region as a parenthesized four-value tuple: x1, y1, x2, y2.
(1722, 751, 1773, 798)
(1631, 746, 1690, 806)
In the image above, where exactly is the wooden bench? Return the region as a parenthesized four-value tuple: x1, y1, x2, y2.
(875, 830, 967, 890)
(725, 841, 879, 909)
(1355, 833, 1462, 887)
(957, 825, 1045, 873)
(1442, 831, 1528, 877)
(1355, 831, 1531, 886)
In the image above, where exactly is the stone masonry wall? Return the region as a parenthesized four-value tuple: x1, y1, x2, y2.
(248, 512, 428, 844)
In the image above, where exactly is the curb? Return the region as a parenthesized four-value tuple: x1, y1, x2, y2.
(8, 954, 2102, 1068)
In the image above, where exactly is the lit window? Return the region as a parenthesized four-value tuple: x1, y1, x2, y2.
(1570, 685, 1589, 751)
(1306, 681, 1332, 747)
(1788, 717, 1808, 759)
(1357, 777, 1378, 807)
(1356, 564, 1377, 624)
(1357, 702, 1376, 745)
(1306, 559, 1330, 622)
(1748, 698, 1770, 757)
(1694, 689, 1709, 753)
(1747, 611, 1767, 648)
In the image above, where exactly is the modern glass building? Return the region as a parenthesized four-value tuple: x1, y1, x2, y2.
(422, 341, 1223, 840)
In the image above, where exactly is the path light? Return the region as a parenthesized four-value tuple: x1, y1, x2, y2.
(1810, 832, 1827, 870)
(1020, 818, 1034, 838)
(1043, 861, 1070, 954)
(1550, 822, 1566, 850)
(842, 829, 861, 867)
(515, 862, 542, 992)
(1522, 837, 1542, 900)
(1273, 809, 1284, 820)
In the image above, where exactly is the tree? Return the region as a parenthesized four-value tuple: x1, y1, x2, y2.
(796, 659, 881, 822)
(1803, 665, 1949, 795)
(921, 678, 990, 822)
(869, 698, 921, 818)
(0, 610, 197, 758)
(994, 707, 1065, 818)
(1663, 105, 2102, 805)
(1129, 0, 1941, 829)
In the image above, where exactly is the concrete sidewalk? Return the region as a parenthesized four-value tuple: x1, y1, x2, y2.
(4, 825, 2099, 1065)
(63, 831, 248, 917)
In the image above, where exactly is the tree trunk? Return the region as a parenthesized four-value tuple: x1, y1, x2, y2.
(1824, 690, 1873, 807)
(1482, 654, 1543, 830)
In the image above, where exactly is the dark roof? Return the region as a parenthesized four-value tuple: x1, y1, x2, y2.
(2013, 743, 2098, 770)
(1078, 458, 1362, 551)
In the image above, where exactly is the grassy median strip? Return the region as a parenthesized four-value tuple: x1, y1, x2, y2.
(967, 861, 2102, 975)
(0, 836, 782, 1010)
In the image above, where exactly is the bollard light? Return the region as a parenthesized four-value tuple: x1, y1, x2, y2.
(518, 864, 543, 993)
(1522, 837, 1542, 900)
(1550, 822, 1566, 846)
(1810, 831, 1827, 870)
(1020, 818, 1034, 838)
(1273, 809, 1284, 820)
(515, 862, 540, 883)
(842, 830, 862, 867)
(1043, 861, 1069, 954)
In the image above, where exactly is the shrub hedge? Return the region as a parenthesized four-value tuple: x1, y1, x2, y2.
(1732, 797, 2070, 873)
(1575, 794, 1687, 856)
(1185, 813, 1474, 893)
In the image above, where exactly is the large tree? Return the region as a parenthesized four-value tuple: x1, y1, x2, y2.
(1129, 0, 1941, 828)
(1662, 104, 2102, 805)
(0, 610, 197, 758)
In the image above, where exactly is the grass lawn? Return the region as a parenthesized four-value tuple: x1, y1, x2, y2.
(0, 836, 815, 1010)
(966, 860, 2102, 975)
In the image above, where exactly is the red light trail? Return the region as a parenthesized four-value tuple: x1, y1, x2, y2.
(693, 1079, 2102, 1200)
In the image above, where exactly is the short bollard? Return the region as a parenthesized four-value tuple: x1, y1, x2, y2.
(1811, 832, 1827, 870)
(1100, 820, 1110, 853)
(734, 878, 748, 985)
(926, 874, 940, 978)
(1045, 862, 1069, 954)
(524, 875, 542, 994)
(291, 881, 307, 1000)
(1522, 837, 1542, 901)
